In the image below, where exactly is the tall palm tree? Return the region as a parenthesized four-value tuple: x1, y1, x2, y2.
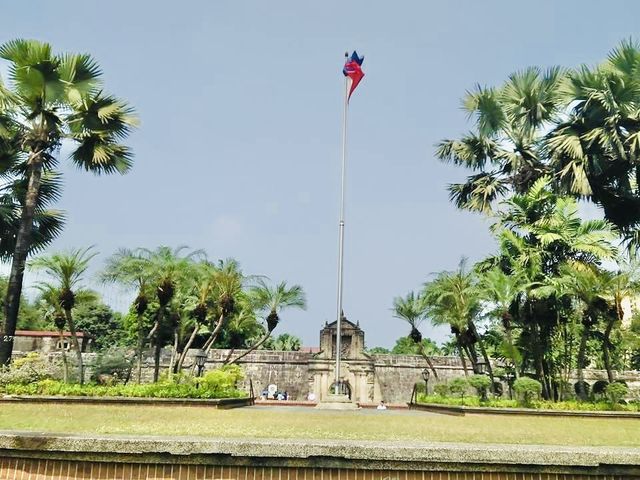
(174, 261, 216, 372)
(476, 266, 526, 376)
(535, 262, 612, 400)
(201, 259, 245, 354)
(436, 67, 565, 213)
(226, 279, 306, 364)
(100, 248, 153, 383)
(0, 39, 137, 365)
(547, 40, 640, 237)
(392, 291, 438, 378)
(489, 178, 618, 397)
(34, 284, 69, 382)
(141, 246, 203, 381)
(29, 246, 98, 384)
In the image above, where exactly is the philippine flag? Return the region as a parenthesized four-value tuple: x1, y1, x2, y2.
(343, 51, 365, 101)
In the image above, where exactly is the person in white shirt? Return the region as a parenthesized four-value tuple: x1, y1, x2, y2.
(377, 401, 387, 410)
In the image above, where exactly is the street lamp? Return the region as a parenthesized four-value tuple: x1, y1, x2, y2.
(504, 367, 515, 400)
(421, 368, 430, 395)
(194, 349, 207, 378)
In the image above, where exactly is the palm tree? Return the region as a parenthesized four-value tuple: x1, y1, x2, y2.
(29, 246, 98, 384)
(201, 259, 245, 354)
(477, 266, 527, 376)
(436, 67, 565, 213)
(272, 333, 302, 351)
(547, 40, 640, 237)
(437, 40, 640, 247)
(0, 39, 137, 366)
(488, 178, 618, 398)
(226, 279, 306, 364)
(174, 261, 226, 372)
(34, 284, 69, 382)
(392, 291, 438, 378)
(141, 246, 203, 381)
(100, 248, 153, 383)
(600, 263, 639, 382)
(422, 259, 492, 382)
(536, 262, 612, 400)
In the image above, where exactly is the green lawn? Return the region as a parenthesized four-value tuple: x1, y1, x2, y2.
(0, 403, 638, 446)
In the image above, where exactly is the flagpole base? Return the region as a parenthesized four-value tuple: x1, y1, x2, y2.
(315, 393, 359, 410)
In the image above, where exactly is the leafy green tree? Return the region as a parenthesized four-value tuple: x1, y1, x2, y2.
(269, 333, 303, 351)
(390, 336, 441, 356)
(0, 39, 137, 366)
(366, 346, 391, 354)
(29, 246, 98, 383)
(73, 299, 125, 351)
(448, 378, 468, 404)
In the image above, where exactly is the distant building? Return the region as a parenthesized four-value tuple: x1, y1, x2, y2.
(13, 331, 93, 354)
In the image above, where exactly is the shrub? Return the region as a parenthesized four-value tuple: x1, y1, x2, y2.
(513, 377, 542, 407)
(433, 383, 449, 397)
(448, 378, 468, 404)
(195, 364, 244, 397)
(90, 348, 134, 385)
(0, 365, 246, 399)
(468, 374, 491, 401)
(605, 382, 628, 408)
(0, 353, 62, 386)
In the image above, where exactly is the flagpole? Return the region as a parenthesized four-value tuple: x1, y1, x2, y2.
(335, 52, 349, 395)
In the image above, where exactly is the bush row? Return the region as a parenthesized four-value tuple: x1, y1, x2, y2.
(421, 375, 634, 410)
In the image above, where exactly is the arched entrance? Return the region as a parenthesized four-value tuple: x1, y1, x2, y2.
(329, 381, 351, 399)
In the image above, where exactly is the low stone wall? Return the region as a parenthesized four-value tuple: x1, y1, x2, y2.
(0, 433, 637, 479)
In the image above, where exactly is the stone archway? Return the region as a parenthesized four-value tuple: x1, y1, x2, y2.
(329, 381, 352, 399)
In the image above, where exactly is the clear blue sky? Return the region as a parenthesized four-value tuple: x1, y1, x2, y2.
(1, 1, 638, 348)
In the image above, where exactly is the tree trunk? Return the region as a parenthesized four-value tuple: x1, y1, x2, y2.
(64, 308, 85, 385)
(136, 315, 144, 384)
(176, 324, 200, 373)
(167, 331, 178, 376)
(0, 155, 44, 366)
(417, 342, 439, 379)
(152, 308, 164, 382)
(225, 332, 272, 365)
(202, 313, 226, 354)
(59, 331, 69, 383)
(576, 320, 590, 401)
(453, 332, 469, 376)
(502, 319, 519, 379)
(468, 320, 495, 390)
(602, 317, 616, 383)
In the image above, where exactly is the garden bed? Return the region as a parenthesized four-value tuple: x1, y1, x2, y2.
(0, 394, 253, 408)
(412, 399, 640, 418)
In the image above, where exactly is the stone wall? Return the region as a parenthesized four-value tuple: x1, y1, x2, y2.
(38, 349, 640, 404)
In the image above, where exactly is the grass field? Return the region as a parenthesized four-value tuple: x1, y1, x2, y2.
(0, 403, 638, 446)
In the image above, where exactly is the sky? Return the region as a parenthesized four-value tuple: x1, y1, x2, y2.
(0, 1, 638, 348)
